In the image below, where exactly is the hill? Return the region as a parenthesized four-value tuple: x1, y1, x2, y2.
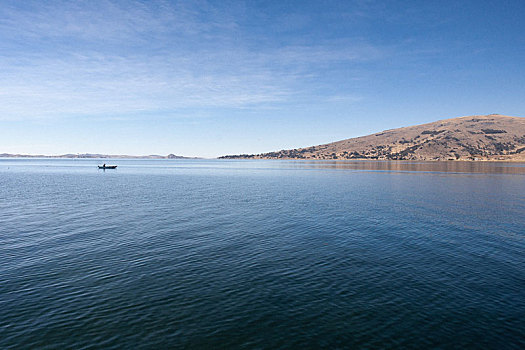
(0, 153, 197, 159)
(220, 114, 525, 161)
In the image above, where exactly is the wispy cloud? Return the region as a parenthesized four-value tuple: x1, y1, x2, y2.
(0, 0, 380, 121)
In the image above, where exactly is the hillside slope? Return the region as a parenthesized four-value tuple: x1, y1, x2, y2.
(220, 114, 525, 161)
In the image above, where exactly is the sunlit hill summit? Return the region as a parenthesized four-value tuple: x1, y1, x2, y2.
(220, 115, 525, 161)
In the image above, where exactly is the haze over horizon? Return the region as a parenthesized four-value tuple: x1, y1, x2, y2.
(1, 0, 524, 158)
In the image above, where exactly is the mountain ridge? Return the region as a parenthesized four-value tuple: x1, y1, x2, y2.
(0, 153, 199, 159)
(220, 114, 525, 161)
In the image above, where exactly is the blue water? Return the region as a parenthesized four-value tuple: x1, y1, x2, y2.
(1, 159, 524, 349)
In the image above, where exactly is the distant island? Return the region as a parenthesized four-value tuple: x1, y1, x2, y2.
(0, 153, 198, 159)
(220, 114, 525, 161)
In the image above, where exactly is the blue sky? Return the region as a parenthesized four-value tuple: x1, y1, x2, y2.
(1, 0, 524, 157)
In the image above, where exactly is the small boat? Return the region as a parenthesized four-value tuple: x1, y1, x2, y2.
(98, 165, 117, 169)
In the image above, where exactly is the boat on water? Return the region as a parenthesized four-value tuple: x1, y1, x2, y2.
(98, 165, 117, 169)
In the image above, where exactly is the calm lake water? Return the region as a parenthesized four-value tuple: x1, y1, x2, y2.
(1, 159, 524, 349)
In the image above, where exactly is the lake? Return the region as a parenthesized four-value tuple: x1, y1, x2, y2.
(1, 159, 524, 349)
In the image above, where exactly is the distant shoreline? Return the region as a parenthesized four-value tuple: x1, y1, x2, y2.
(3, 155, 524, 162)
(0, 153, 199, 159)
(217, 157, 525, 162)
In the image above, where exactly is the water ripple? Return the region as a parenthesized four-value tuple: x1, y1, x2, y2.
(0, 160, 524, 349)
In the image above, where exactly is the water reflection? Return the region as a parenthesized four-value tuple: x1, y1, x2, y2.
(281, 160, 525, 174)
(1, 158, 525, 175)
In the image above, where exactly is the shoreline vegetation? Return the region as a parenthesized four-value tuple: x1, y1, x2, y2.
(219, 114, 525, 161)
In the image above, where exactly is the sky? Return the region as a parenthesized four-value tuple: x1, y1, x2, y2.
(0, 0, 524, 157)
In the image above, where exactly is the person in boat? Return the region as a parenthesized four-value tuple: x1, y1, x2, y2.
(103, 163, 106, 168)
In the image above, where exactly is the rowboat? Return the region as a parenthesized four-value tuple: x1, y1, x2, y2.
(98, 165, 117, 169)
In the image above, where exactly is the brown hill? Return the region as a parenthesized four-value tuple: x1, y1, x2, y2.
(220, 114, 525, 161)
